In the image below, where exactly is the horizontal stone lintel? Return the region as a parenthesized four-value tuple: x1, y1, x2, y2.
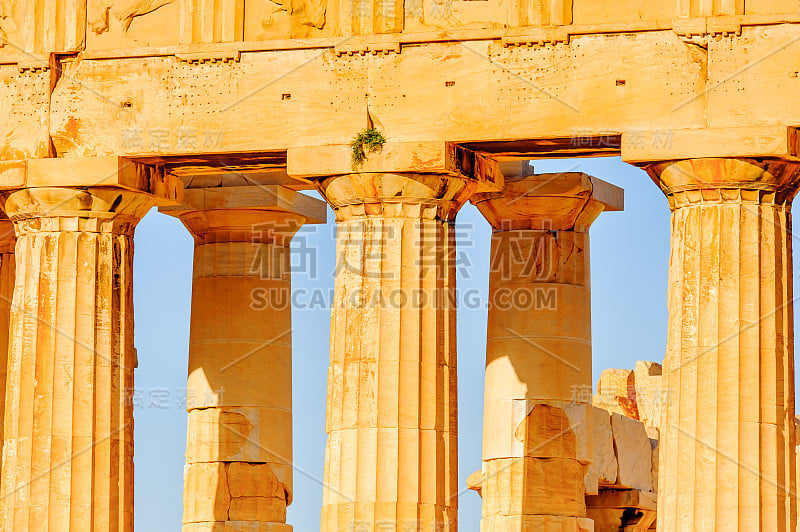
(621, 126, 800, 165)
(586, 488, 657, 511)
(159, 185, 327, 224)
(12, 25, 799, 160)
(0, 156, 184, 206)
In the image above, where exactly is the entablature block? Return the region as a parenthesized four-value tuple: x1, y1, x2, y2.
(621, 126, 800, 165)
(160, 185, 327, 224)
(287, 141, 506, 193)
(0, 156, 184, 206)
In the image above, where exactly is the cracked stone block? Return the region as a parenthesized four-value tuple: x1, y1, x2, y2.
(514, 403, 578, 459)
(610, 413, 652, 491)
(186, 407, 291, 464)
(593, 369, 638, 420)
(183, 462, 288, 524)
(480, 515, 594, 532)
(633, 361, 663, 430)
(481, 457, 586, 517)
(183, 523, 293, 532)
(587, 406, 617, 491)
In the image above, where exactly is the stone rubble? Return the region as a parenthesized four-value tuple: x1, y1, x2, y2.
(585, 361, 663, 531)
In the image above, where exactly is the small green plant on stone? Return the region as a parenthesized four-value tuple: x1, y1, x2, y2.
(351, 127, 386, 168)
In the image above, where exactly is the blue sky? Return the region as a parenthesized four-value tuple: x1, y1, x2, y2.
(131, 156, 688, 530)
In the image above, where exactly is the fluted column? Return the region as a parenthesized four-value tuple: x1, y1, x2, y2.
(160, 186, 326, 532)
(0, 187, 155, 531)
(318, 172, 477, 532)
(646, 158, 800, 531)
(471, 173, 622, 532)
(0, 217, 15, 519)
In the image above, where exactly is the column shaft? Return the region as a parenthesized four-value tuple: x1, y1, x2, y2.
(648, 158, 799, 531)
(160, 189, 326, 532)
(182, 236, 294, 531)
(0, 187, 153, 532)
(0, 219, 15, 526)
(320, 173, 474, 532)
(472, 173, 621, 532)
(482, 229, 591, 531)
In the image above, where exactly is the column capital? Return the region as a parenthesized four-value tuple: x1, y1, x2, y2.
(318, 172, 478, 221)
(471, 172, 623, 231)
(4, 187, 156, 235)
(644, 158, 800, 209)
(159, 185, 327, 244)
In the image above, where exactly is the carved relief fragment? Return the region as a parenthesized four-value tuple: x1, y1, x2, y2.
(677, 0, 743, 17)
(0, 0, 85, 52)
(87, 0, 180, 48)
(89, 0, 174, 34)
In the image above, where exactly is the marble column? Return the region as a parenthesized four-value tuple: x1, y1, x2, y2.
(0, 187, 154, 531)
(471, 173, 622, 532)
(318, 172, 477, 532)
(646, 158, 799, 531)
(161, 185, 326, 532)
(0, 217, 15, 522)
